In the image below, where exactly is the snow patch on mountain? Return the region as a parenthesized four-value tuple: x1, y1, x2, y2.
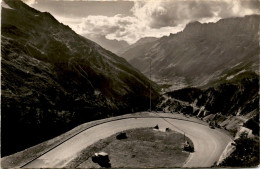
(226, 69, 246, 80)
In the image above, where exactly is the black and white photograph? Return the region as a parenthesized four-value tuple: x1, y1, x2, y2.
(1, 0, 259, 168)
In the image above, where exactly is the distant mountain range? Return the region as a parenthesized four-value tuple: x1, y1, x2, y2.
(120, 15, 260, 89)
(85, 34, 130, 55)
(148, 14, 259, 167)
(119, 37, 158, 58)
(1, 0, 159, 156)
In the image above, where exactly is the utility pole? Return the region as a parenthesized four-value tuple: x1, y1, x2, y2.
(149, 57, 151, 112)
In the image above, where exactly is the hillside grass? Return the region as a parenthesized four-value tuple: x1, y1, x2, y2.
(71, 127, 192, 168)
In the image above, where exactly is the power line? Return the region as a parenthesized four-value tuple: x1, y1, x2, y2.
(152, 112, 185, 133)
(152, 111, 186, 143)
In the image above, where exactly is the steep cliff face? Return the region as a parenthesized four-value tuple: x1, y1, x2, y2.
(1, 0, 159, 156)
(120, 15, 259, 87)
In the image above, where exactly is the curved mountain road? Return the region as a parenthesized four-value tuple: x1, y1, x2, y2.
(24, 117, 231, 168)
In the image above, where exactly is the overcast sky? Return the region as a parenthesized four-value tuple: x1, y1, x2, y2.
(23, 0, 260, 44)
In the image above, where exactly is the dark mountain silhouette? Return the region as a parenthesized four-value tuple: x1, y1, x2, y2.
(1, 0, 159, 156)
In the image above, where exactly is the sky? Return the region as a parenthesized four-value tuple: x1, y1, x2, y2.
(22, 0, 260, 44)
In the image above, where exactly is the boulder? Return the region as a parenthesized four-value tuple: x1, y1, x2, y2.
(92, 152, 111, 168)
(116, 132, 127, 140)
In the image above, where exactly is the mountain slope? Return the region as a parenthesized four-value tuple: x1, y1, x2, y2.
(85, 34, 130, 55)
(118, 37, 158, 57)
(120, 15, 260, 88)
(157, 70, 259, 167)
(1, 0, 159, 156)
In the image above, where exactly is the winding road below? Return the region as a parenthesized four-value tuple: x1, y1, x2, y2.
(23, 116, 231, 168)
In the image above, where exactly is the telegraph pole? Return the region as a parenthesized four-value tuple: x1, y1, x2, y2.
(184, 132, 186, 143)
(149, 58, 152, 112)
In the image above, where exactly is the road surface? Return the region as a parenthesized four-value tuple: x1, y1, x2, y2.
(24, 116, 231, 168)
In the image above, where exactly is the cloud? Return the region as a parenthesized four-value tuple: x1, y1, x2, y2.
(131, 0, 260, 29)
(51, 0, 260, 44)
(71, 14, 183, 44)
(75, 15, 146, 43)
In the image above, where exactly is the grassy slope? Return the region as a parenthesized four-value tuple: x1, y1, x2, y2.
(70, 127, 192, 168)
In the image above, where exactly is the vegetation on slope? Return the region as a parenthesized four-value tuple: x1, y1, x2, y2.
(220, 136, 259, 167)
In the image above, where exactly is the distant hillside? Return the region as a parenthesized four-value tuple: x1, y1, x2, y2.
(118, 37, 158, 56)
(120, 15, 260, 89)
(85, 34, 130, 55)
(1, 0, 159, 156)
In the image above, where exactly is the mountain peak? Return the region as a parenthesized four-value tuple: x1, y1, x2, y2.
(120, 15, 259, 87)
(183, 21, 203, 32)
(187, 20, 202, 26)
(135, 37, 158, 44)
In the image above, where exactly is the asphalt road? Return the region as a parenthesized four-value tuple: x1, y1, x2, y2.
(24, 116, 231, 168)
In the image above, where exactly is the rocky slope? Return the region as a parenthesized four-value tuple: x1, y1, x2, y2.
(1, 0, 159, 156)
(158, 70, 259, 133)
(120, 15, 260, 88)
(157, 69, 259, 167)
